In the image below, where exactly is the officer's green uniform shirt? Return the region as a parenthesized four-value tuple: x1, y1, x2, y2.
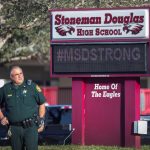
(0, 80, 46, 122)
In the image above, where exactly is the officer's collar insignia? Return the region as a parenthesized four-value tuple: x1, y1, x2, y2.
(8, 94, 12, 97)
(36, 85, 41, 92)
(23, 89, 27, 94)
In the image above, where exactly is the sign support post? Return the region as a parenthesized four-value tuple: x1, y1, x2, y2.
(72, 78, 85, 145)
(124, 78, 141, 148)
(72, 77, 140, 148)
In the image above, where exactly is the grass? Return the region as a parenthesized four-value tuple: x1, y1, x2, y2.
(0, 145, 150, 150)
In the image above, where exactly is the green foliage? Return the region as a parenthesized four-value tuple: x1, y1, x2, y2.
(0, 0, 50, 64)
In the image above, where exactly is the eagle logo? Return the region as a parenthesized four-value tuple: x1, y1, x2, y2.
(123, 23, 143, 35)
(55, 25, 75, 36)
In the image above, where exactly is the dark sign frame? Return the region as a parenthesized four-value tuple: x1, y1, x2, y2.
(51, 43, 150, 77)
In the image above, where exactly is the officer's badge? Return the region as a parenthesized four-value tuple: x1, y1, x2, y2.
(7, 94, 12, 97)
(36, 85, 41, 92)
(23, 89, 27, 94)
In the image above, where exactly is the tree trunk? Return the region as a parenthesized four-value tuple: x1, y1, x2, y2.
(95, 0, 100, 8)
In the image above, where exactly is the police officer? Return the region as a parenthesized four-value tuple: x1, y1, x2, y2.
(0, 66, 46, 150)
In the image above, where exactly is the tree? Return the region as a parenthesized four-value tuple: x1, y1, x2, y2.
(0, 0, 50, 64)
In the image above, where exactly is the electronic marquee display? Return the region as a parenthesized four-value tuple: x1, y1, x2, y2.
(52, 43, 148, 76)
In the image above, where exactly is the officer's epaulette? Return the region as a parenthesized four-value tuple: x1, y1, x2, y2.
(27, 80, 32, 85)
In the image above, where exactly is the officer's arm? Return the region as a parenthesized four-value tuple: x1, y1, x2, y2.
(0, 109, 9, 125)
(0, 109, 5, 121)
(0, 116, 9, 125)
(0, 90, 4, 120)
(0, 88, 8, 125)
(0, 88, 5, 120)
(33, 83, 46, 132)
(38, 104, 45, 132)
(39, 103, 46, 118)
(33, 84, 46, 118)
(0, 88, 9, 125)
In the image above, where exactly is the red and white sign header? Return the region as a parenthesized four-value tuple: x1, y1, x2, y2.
(51, 8, 149, 41)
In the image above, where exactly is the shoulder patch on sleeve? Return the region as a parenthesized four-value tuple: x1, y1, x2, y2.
(27, 80, 32, 85)
(36, 85, 42, 92)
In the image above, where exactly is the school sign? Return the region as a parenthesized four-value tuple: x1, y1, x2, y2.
(50, 7, 150, 148)
(51, 8, 149, 41)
